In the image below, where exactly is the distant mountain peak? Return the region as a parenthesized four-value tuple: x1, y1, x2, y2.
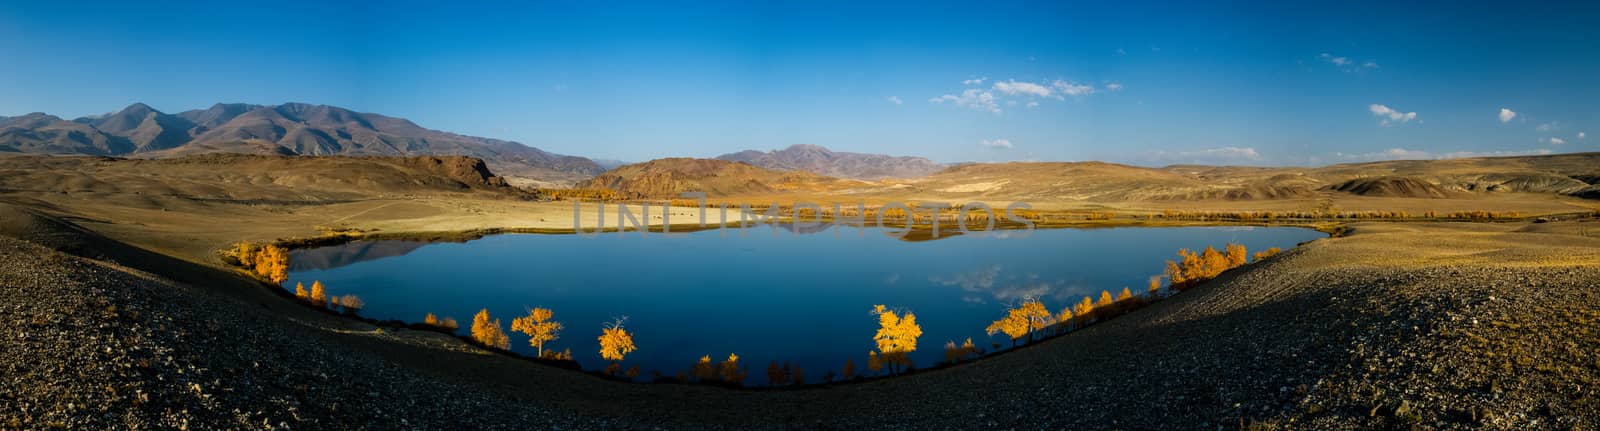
(715, 144, 944, 179)
(0, 102, 602, 182)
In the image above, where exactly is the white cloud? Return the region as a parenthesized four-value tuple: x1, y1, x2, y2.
(886, 95, 902, 105)
(979, 139, 1014, 149)
(992, 79, 1054, 98)
(1549, 137, 1567, 145)
(1369, 104, 1418, 126)
(930, 89, 1001, 114)
(1498, 108, 1517, 123)
(1319, 53, 1351, 66)
(1051, 80, 1094, 96)
(1025, 101, 1039, 108)
(1580, 132, 1587, 139)
(1536, 121, 1558, 132)
(961, 77, 987, 85)
(1104, 82, 1124, 92)
(1320, 53, 1379, 72)
(1337, 147, 1553, 162)
(1139, 147, 1263, 165)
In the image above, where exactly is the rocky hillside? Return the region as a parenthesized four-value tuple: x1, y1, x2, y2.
(0, 103, 601, 182)
(716, 144, 944, 179)
(575, 157, 867, 198)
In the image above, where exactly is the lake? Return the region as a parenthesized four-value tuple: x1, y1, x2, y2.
(286, 225, 1324, 383)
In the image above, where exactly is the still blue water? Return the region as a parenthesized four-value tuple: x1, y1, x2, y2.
(287, 225, 1323, 382)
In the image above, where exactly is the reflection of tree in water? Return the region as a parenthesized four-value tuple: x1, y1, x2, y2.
(289, 240, 429, 271)
(929, 264, 1088, 305)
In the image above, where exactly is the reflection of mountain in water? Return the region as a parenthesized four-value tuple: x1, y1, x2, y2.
(289, 240, 429, 271)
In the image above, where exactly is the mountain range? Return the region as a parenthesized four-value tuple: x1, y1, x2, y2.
(0, 103, 601, 182)
(715, 144, 944, 179)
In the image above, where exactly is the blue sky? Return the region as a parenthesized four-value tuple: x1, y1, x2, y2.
(1, 0, 1596, 165)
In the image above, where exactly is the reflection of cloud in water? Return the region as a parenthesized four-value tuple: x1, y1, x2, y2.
(931, 265, 1084, 305)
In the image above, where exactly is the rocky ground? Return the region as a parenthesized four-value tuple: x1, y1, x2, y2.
(2, 209, 1598, 429)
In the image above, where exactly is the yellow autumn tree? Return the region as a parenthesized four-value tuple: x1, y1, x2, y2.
(1073, 296, 1095, 325)
(691, 355, 715, 381)
(870, 305, 922, 374)
(718, 353, 744, 384)
(1117, 287, 1134, 302)
(866, 351, 883, 375)
(309, 280, 327, 307)
(597, 317, 636, 364)
(253, 245, 289, 286)
(440, 316, 460, 330)
(424, 313, 439, 326)
(985, 305, 1030, 346)
(470, 308, 510, 349)
(233, 242, 258, 267)
(1225, 242, 1248, 268)
(1096, 290, 1115, 307)
(294, 282, 309, 300)
(1148, 276, 1162, 297)
(511, 307, 563, 357)
(1200, 246, 1228, 278)
(1056, 307, 1074, 330)
(1254, 247, 1281, 261)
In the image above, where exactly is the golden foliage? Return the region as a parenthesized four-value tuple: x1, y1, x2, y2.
(871, 305, 922, 374)
(597, 318, 636, 363)
(511, 307, 564, 357)
(470, 309, 510, 349)
(1254, 247, 1281, 262)
(1096, 290, 1115, 307)
(232, 242, 258, 267)
(842, 358, 856, 380)
(440, 316, 459, 330)
(294, 282, 309, 300)
(1116, 287, 1134, 302)
(1148, 276, 1162, 296)
(251, 245, 289, 286)
(691, 355, 715, 381)
(1073, 296, 1095, 323)
(867, 351, 883, 374)
(944, 338, 980, 363)
(424, 313, 439, 326)
(1225, 242, 1248, 268)
(626, 365, 640, 379)
(308, 280, 327, 307)
(718, 353, 745, 384)
(986, 298, 1051, 346)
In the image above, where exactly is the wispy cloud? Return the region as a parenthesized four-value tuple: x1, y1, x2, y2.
(962, 77, 987, 85)
(1336, 147, 1553, 162)
(1369, 104, 1418, 126)
(885, 95, 903, 105)
(979, 139, 1014, 149)
(930, 89, 1001, 114)
(1543, 137, 1567, 145)
(1580, 132, 1587, 140)
(992, 79, 1054, 98)
(1138, 146, 1263, 165)
(1104, 82, 1124, 92)
(1319, 53, 1380, 72)
(1051, 80, 1094, 97)
(1499, 108, 1517, 123)
(1536, 121, 1559, 132)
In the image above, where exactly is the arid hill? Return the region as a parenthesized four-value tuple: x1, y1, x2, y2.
(0, 154, 526, 205)
(715, 144, 945, 179)
(0, 103, 600, 183)
(575, 157, 869, 198)
(880, 152, 1600, 203)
